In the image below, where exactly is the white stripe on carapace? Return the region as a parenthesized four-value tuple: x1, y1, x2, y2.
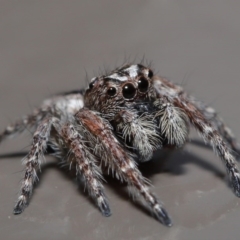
(107, 65, 139, 82)
(107, 73, 128, 82)
(90, 77, 97, 83)
(124, 65, 139, 78)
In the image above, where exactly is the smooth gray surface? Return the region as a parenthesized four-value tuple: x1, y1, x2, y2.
(1, 1, 240, 240)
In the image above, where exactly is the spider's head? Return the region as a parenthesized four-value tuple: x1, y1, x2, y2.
(84, 64, 155, 120)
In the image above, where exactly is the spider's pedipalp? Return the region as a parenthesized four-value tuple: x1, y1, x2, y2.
(61, 123, 111, 217)
(114, 109, 161, 162)
(76, 109, 172, 226)
(14, 116, 60, 214)
(154, 97, 189, 147)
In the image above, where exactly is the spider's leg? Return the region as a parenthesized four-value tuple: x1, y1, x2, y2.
(189, 96, 240, 158)
(0, 108, 46, 144)
(76, 109, 172, 226)
(0, 92, 84, 145)
(153, 76, 240, 196)
(177, 98, 240, 196)
(60, 123, 111, 217)
(13, 116, 58, 214)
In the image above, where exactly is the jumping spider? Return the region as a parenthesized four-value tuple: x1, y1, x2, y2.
(1, 64, 240, 227)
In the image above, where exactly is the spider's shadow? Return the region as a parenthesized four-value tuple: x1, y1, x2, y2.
(0, 141, 226, 220)
(139, 146, 224, 179)
(103, 146, 225, 220)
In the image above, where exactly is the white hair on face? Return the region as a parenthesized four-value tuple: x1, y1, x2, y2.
(106, 65, 141, 82)
(107, 73, 128, 82)
(90, 77, 97, 83)
(124, 65, 139, 78)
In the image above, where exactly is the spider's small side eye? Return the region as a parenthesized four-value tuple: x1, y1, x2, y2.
(148, 70, 153, 78)
(122, 83, 136, 99)
(138, 77, 149, 93)
(89, 78, 97, 89)
(107, 87, 117, 96)
(89, 82, 95, 89)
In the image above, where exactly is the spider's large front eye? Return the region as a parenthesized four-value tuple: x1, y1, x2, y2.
(138, 77, 149, 93)
(107, 87, 117, 96)
(122, 83, 136, 99)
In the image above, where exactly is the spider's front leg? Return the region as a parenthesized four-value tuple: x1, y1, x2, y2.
(75, 108, 172, 226)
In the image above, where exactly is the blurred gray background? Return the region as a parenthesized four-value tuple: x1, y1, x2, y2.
(1, 1, 240, 240)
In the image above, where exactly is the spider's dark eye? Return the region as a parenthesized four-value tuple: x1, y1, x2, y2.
(138, 77, 149, 93)
(122, 83, 136, 99)
(107, 87, 117, 96)
(148, 70, 153, 78)
(89, 82, 95, 89)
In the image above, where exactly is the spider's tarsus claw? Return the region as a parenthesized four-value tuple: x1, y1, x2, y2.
(102, 209, 112, 217)
(230, 172, 240, 198)
(13, 202, 25, 215)
(99, 200, 112, 217)
(155, 207, 172, 227)
(233, 188, 240, 198)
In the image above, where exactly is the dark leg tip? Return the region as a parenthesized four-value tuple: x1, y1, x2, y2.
(163, 217, 173, 227)
(102, 209, 112, 217)
(233, 186, 240, 198)
(100, 201, 112, 217)
(155, 207, 172, 227)
(13, 206, 24, 215)
(229, 171, 240, 197)
(13, 200, 26, 215)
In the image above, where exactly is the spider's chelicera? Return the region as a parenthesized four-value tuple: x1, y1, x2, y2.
(1, 64, 240, 226)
